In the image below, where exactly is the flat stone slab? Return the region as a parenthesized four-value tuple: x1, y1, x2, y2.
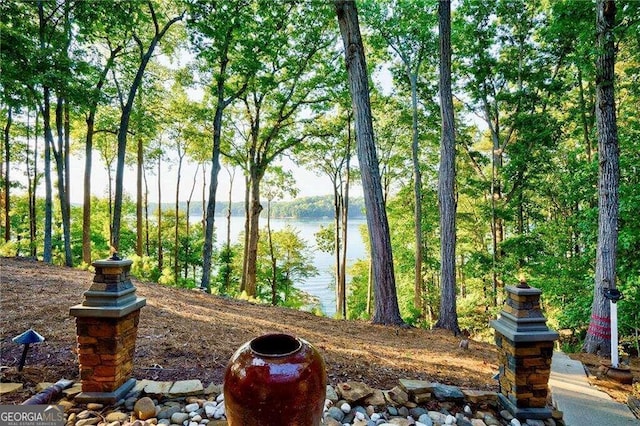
(168, 380, 203, 397)
(399, 379, 431, 395)
(462, 389, 498, 404)
(0, 383, 23, 394)
(132, 379, 154, 394)
(62, 383, 83, 397)
(430, 383, 464, 402)
(336, 381, 374, 403)
(143, 381, 173, 396)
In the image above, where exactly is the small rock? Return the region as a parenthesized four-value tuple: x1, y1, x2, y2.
(191, 415, 202, 422)
(510, 419, 522, 426)
(105, 422, 120, 426)
(105, 412, 129, 423)
(483, 413, 501, 426)
(184, 402, 200, 413)
(170, 412, 189, 424)
(417, 413, 433, 426)
(445, 414, 456, 424)
(463, 406, 473, 416)
(133, 397, 157, 420)
(326, 406, 345, 422)
(340, 402, 352, 413)
(431, 384, 464, 402)
(471, 420, 487, 426)
(500, 410, 514, 421)
(326, 385, 339, 402)
(157, 406, 181, 420)
(337, 382, 374, 403)
(323, 416, 342, 426)
(86, 403, 103, 411)
(524, 420, 545, 426)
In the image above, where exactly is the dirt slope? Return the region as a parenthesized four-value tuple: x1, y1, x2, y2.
(0, 256, 499, 403)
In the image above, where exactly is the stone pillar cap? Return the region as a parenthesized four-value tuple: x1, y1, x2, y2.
(92, 257, 133, 269)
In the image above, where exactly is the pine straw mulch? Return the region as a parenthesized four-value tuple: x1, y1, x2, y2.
(1, 256, 637, 408)
(1, 256, 498, 405)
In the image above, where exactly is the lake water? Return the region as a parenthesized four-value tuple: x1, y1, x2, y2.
(209, 215, 368, 317)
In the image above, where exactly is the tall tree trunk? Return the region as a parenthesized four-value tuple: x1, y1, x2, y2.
(244, 168, 263, 297)
(434, 0, 460, 334)
(157, 152, 163, 272)
(333, 187, 344, 318)
(136, 136, 144, 256)
(3, 107, 11, 242)
(240, 175, 250, 293)
(267, 198, 277, 305)
(185, 165, 199, 280)
(224, 168, 235, 292)
(112, 8, 182, 251)
(83, 47, 119, 264)
(339, 111, 352, 319)
(409, 72, 424, 314)
(144, 168, 150, 256)
(53, 97, 72, 266)
(28, 110, 39, 257)
(82, 110, 94, 264)
(201, 99, 224, 291)
(583, 0, 619, 355)
(335, 0, 403, 325)
(39, 1, 53, 264)
(174, 151, 184, 285)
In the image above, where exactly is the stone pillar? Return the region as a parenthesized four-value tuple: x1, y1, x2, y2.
(490, 281, 558, 420)
(70, 257, 146, 403)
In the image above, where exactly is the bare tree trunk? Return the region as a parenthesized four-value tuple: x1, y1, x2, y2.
(223, 168, 235, 291)
(333, 188, 344, 318)
(53, 97, 72, 266)
(28, 110, 39, 257)
(267, 198, 278, 305)
(83, 48, 120, 264)
(157, 153, 163, 272)
(409, 73, 424, 315)
(584, 0, 619, 355)
(143, 168, 150, 256)
(434, 0, 460, 334)
(335, 0, 403, 325)
(185, 165, 199, 280)
(244, 168, 263, 297)
(240, 175, 250, 293)
(136, 127, 144, 257)
(174, 150, 184, 285)
(3, 107, 11, 242)
(112, 8, 183, 251)
(340, 112, 352, 319)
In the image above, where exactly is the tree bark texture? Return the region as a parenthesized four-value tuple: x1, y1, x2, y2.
(584, 0, 619, 355)
(3, 107, 11, 242)
(435, 0, 460, 334)
(409, 73, 424, 314)
(335, 0, 403, 325)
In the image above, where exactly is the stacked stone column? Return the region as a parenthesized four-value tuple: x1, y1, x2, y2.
(70, 257, 146, 403)
(490, 282, 558, 420)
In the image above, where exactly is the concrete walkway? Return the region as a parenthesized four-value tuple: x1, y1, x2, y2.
(550, 351, 639, 425)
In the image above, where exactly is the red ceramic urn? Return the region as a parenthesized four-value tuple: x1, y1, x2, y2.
(223, 333, 327, 425)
